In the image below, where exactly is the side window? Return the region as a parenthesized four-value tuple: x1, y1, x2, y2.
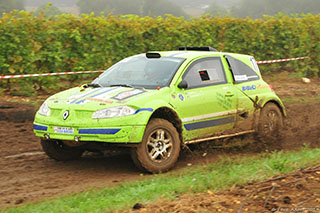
(250, 57, 260, 72)
(224, 55, 260, 83)
(183, 57, 227, 89)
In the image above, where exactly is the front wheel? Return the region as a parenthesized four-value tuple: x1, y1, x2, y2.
(131, 119, 181, 173)
(257, 103, 283, 142)
(41, 139, 84, 161)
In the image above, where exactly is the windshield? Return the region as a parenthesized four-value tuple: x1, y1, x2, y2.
(92, 54, 185, 89)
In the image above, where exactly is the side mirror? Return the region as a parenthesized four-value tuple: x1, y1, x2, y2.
(178, 80, 188, 89)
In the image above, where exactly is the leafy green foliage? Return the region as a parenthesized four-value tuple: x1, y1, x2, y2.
(0, 12, 319, 92)
(35, 3, 62, 17)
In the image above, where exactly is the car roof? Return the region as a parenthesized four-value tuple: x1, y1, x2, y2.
(154, 51, 252, 60)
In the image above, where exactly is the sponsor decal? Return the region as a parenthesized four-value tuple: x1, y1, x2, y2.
(257, 83, 270, 89)
(113, 89, 145, 100)
(234, 75, 248, 81)
(185, 91, 200, 98)
(216, 92, 233, 110)
(242, 85, 257, 91)
(85, 98, 114, 104)
(178, 94, 184, 101)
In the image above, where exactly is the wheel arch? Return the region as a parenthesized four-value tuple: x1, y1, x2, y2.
(148, 107, 183, 143)
(261, 99, 286, 117)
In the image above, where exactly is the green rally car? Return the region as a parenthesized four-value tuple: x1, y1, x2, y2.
(34, 46, 286, 173)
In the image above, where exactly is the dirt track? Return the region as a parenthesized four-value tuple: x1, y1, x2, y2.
(0, 74, 319, 209)
(129, 165, 320, 212)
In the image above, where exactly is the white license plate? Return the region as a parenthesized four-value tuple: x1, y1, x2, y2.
(54, 127, 74, 134)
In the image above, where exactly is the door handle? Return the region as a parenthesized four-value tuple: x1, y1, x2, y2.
(225, 92, 234, 97)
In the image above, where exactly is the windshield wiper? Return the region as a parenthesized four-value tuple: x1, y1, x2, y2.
(109, 84, 134, 88)
(87, 83, 103, 88)
(109, 84, 145, 90)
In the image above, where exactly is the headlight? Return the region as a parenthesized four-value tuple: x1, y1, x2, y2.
(92, 106, 136, 119)
(38, 102, 50, 116)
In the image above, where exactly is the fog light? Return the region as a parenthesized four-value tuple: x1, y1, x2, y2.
(74, 136, 81, 142)
(44, 133, 50, 140)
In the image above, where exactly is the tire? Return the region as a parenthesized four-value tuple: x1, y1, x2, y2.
(131, 119, 181, 173)
(41, 139, 84, 161)
(257, 103, 283, 142)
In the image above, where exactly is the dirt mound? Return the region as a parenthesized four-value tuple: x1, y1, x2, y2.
(128, 165, 320, 213)
(0, 101, 35, 123)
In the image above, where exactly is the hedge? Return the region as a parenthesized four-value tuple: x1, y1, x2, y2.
(0, 11, 319, 92)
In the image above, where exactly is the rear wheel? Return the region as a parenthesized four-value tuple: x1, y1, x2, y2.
(131, 119, 181, 173)
(257, 103, 283, 142)
(41, 139, 84, 161)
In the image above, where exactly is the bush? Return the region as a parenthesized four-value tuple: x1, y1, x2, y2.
(0, 11, 319, 92)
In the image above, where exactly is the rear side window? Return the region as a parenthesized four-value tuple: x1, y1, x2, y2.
(183, 57, 227, 89)
(224, 55, 259, 83)
(250, 57, 260, 72)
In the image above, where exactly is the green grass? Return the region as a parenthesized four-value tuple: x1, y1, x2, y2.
(281, 94, 320, 103)
(2, 147, 320, 213)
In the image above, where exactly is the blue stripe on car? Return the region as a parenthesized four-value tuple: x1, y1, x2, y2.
(78, 128, 121, 135)
(70, 88, 103, 104)
(184, 116, 235, 131)
(33, 124, 48, 131)
(89, 87, 118, 98)
(75, 87, 119, 104)
(135, 108, 153, 114)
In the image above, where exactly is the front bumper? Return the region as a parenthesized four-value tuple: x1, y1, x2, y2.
(33, 123, 145, 143)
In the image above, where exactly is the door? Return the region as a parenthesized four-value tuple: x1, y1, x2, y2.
(224, 55, 262, 131)
(170, 57, 238, 141)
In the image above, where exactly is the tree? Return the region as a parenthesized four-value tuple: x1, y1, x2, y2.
(0, 0, 24, 15)
(77, 0, 187, 17)
(35, 3, 62, 17)
(231, 0, 320, 19)
(205, 0, 228, 16)
(25, 0, 78, 7)
(103, 0, 142, 15)
(142, 0, 186, 17)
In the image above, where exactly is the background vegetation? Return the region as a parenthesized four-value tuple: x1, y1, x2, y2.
(0, 11, 319, 95)
(2, 0, 320, 18)
(207, 0, 320, 18)
(77, 0, 187, 17)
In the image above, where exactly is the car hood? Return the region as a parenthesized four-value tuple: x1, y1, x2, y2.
(46, 86, 157, 111)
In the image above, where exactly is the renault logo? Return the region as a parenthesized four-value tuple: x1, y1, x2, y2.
(63, 110, 69, 120)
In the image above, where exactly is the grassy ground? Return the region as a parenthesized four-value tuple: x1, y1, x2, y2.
(2, 147, 320, 213)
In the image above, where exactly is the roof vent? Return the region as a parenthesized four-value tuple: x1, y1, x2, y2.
(146, 52, 161, 58)
(178, 46, 217, 52)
